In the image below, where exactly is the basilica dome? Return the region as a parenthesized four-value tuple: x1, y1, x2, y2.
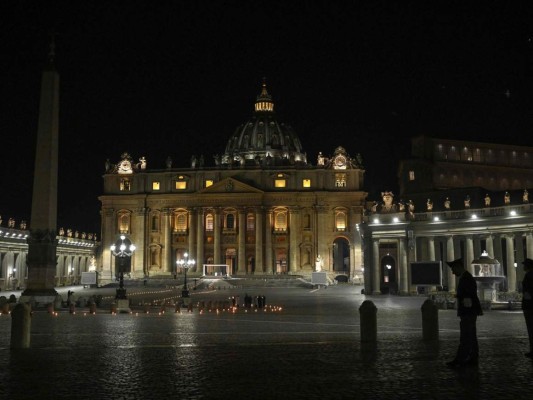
(221, 82, 307, 167)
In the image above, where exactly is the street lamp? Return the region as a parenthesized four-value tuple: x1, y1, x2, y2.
(176, 252, 195, 298)
(110, 235, 136, 299)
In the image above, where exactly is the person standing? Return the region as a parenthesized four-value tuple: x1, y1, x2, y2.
(446, 258, 483, 368)
(522, 258, 533, 359)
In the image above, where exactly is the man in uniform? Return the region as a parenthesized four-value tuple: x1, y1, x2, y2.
(446, 258, 483, 368)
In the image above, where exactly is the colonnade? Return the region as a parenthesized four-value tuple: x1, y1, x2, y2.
(0, 234, 96, 291)
(367, 230, 533, 296)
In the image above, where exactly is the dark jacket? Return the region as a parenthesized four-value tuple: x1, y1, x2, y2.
(522, 270, 533, 311)
(456, 270, 482, 317)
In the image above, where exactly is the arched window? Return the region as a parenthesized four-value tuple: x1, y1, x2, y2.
(335, 211, 346, 231)
(176, 213, 187, 232)
(274, 211, 287, 231)
(205, 214, 214, 231)
(117, 211, 130, 234)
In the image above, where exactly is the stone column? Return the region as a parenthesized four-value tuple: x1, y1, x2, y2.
(506, 235, 516, 292)
(188, 208, 196, 272)
(446, 235, 456, 291)
(515, 233, 525, 279)
(372, 239, 381, 295)
(214, 208, 221, 264)
(316, 206, 329, 271)
(427, 237, 436, 261)
(132, 208, 146, 278)
(238, 209, 246, 274)
(289, 207, 300, 273)
(526, 231, 533, 259)
(399, 238, 409, 295)
(494, 234, 503, 267)
(196, 210, 204, 273)
(101, 208, 115, 281)
(466, 235, 475, 274)
(255, 208, 263, 273)
(485, 234, 494, 258)
(161, 209, 171, 273)
(265, 209, 273, 273)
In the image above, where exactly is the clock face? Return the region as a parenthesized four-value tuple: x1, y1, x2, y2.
(334, 155, 346, 168)
(118, 160, 132, 174)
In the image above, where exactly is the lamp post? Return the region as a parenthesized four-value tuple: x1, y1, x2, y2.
(176, 252, 195, 298)
(110, 235, 136, 299)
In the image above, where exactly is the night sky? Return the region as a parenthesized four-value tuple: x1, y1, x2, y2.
(2, 1, 533, 235)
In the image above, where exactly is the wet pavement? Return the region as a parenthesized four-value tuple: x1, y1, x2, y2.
(1, 282, 532, 399)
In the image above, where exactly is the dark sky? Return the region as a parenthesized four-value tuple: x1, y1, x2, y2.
(1, 1, 533, 235)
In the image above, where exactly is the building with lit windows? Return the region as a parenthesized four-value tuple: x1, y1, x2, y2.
(362, 136, 533, 297)
(98, 83, 367, 283)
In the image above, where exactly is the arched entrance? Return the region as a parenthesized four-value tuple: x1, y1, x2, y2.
(380, 255, 397, 294)
(333, 237, 350, 275)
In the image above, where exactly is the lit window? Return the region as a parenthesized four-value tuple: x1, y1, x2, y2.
(275, 179, 286, 188)
(409, 171, 415, 181)
(120, 178, 131, 191)
(176, 214, 187, 231)
(247, 214, 255, 231)
(274, 211, 287, 231)
(205, 180, 213, 188)
(302, 179, 311, 188)
(175, 181, 187, 190)
(205, 214, 214, 231)
(335, 173, 346, 187)
(335, 212, 346, 231)
(152, 181, 160, 190)
(118, 212, 130, 234)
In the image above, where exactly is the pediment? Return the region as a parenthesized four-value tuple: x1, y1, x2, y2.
(198, 177, 263, 194)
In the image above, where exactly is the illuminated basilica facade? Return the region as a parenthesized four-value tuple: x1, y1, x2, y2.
(99, 84, 367, 282)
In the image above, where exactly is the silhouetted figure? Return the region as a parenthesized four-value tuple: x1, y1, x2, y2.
(522, 258, 533, 359)
(446, 258, 483, 368)
(67, 290, 74, 307)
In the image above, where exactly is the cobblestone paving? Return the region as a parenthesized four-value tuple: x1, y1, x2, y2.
(1, 284, 532, 399)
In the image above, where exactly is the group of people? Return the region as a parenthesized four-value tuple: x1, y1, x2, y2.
(446, 257, 533, 368)
(239, 293, 267, 309)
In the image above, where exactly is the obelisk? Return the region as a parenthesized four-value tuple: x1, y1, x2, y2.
(21, 39, 60, 303)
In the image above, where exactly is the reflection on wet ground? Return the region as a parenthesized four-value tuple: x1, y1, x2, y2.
(1, 285, 532, 399)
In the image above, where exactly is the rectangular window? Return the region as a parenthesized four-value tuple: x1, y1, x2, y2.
(152, 181, 160, 190)
(175, 181, 187, 190)
(409, 171, 415, 181)
(335, 173, 346, 187)
(275, 179, 286, 188)
(205, 179, 214, 188)
(302, 179, 311, 188)
(120, 178, 131, 191)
